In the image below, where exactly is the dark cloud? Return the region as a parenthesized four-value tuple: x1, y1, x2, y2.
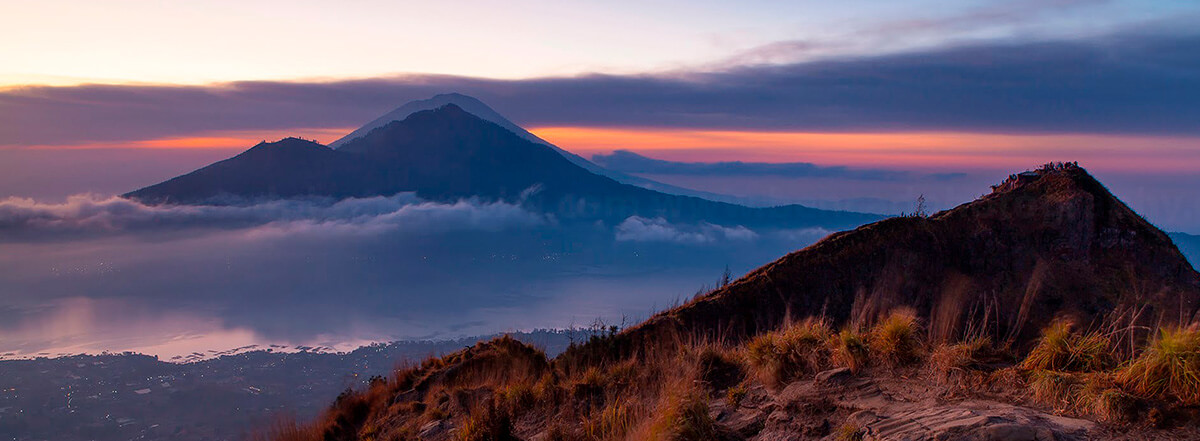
(2, 30, 1199, 146)
(591, 150, 966, 181)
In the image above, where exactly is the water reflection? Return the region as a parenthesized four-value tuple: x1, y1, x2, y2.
(0, 195, 827, 359)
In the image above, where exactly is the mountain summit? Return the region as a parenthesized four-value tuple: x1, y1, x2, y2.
(328, 93, 731, 199)
(125, 98, 880, 229)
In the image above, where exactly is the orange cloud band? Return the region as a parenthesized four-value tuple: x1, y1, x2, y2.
(530, 127, 1200, 173)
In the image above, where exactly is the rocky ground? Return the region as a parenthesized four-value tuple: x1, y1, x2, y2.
(706, 366, 1193, 441)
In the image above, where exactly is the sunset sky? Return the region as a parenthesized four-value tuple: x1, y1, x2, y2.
(2, 0, 1199, 229)
(2, 0, 1200, 362)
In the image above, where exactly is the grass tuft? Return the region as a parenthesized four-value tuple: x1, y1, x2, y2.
(1028, 370, 1081, 412)
(646, 385, 719, 441)
(455, 402, 518, 441)
(1117, 325, 1200, 404)
(832, 329, 871, 374)
(745, 317, 832, 386)
(834, 423, 864, 441)
(929, 337, 993, 384)
(869, 308, 922, 367)
(1020, 320, 1111, 372)
(1091, 388, 1139, 423)
(726, 382, 748, 407)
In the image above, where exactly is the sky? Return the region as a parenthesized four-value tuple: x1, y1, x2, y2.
(2, 0, 1198, 224)
(2, 0, 1200, 358)
(1, 0, 1188, 85)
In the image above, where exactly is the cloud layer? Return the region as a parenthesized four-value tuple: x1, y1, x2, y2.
(0, 194, 548, 242)
(3, 31, 1199, 147)
(592, 150, 965, 181)
(615, 216, 758, 244)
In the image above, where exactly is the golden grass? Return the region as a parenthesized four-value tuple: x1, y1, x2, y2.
(929, 336, 992, 384)
(832, 329, 871, 374)
(1020, 320, 1111, 372)
(1117, 325, 1200, 404)
(495, 381, 537, 416)
(869, 308, 922, 367)
(745, 317, 832, 386)
(454, 402, 517, 441)
(1028, 370, 1082, 412)
(726, 382, 748, 407)
(584, 399, 639, 440)
(834, 423, 864, 441)
(643, 384, 719, 441)
(1091, 388, 1138, 423)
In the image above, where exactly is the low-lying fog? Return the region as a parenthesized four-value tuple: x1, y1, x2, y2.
(0, 193, 832, 360)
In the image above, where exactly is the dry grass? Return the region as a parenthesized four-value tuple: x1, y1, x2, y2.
(726, 382, 748, 407)
(583, 399, 640, 440)
(1117, 324, 1200, 404)
(249, 416, 321, 441)
(928, 337, 993, 384)
(642, 384, 720, 441)
(455, 401, 518, 441)
(691, 344, 744, 389)
(495, 381, 537, 416)
(869, 308, 922, 367)
(745, 317, 832, 386)
(1091, 388, 1139, 423)
(833, 423, 864, 441)
(1028, 370, 1082, 412)
(1020, 320, 1111, 372)
(832, 329, 871, 374)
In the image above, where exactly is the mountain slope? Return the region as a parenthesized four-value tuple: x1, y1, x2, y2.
(122, 138, 364, 203)
(270, 163, 1200, 441)
(328, 92, 741, 201)
(613, 163, 1200, 351)
(125, 104, 880, 229)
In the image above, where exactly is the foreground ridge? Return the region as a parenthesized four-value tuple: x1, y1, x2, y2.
(262, 163, 1200, 441)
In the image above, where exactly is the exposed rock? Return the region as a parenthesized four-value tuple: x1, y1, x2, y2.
(815, 367, 852, 385)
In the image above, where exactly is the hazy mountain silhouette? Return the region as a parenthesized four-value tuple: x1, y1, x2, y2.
(125, 102, 879, 228)
(327, 93, 731, 200)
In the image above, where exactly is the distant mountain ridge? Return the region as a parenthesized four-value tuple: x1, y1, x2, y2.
(1173, 231, 1200, 269)
(125, 101, 880, 229)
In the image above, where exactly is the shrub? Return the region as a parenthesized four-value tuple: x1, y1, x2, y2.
(1020, 320, 1111, 372)
(870, 309, 921, 367)
(746, 317, 832, 385)
(832, 329, 871, 374)
(1117, 325, 1200, 404)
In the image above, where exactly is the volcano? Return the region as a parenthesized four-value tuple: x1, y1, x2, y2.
(125, 97, 879, 229)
